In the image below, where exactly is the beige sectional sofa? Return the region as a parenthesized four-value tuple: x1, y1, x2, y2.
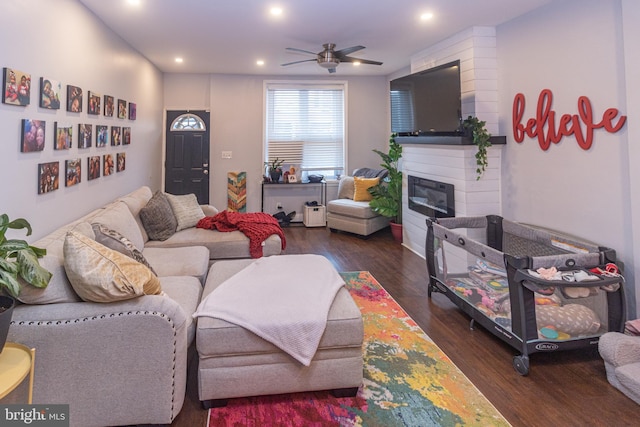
(7, 186, 283, 427)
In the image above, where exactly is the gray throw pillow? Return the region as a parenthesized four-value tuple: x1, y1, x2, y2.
(139, 191, 178, 241)
(337, 176, 355, 199)
(165, 193, 205, 231)
(92, 223, 157, 275)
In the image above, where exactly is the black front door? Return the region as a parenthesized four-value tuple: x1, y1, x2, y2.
(165, 110, 210, 204)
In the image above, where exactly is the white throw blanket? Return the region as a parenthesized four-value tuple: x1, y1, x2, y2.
(193, 254, 345, 366)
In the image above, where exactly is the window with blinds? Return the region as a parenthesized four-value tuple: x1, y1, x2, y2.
(265, 82, 345, 179)
(390, 85, 415, 133)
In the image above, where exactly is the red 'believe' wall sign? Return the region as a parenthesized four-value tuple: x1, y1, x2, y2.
(512, 89, 627, 150)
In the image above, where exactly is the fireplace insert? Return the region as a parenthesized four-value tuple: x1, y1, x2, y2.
(408, 175, 455, 218)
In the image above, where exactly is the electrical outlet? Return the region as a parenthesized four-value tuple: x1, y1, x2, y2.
(276, 202, 283, 209)
(221, 151, 232, 159)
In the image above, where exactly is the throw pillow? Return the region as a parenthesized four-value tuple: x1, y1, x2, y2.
(139, 191, 178, 241)
(92, 223, 157, 275)
(337, 176, 355, 199)
(63, 231, 162, 303)
(165, 193, 205, 231)
(353, 176, 380, 202)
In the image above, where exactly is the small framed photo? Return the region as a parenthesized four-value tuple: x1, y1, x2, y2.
(67, 85, 82, 112)
(39, 77, 61, 109)
(88, 91, 101, 115)
(78, 124, 92, 149)
(88, 156, 101, 180)
(122, 127, 131, 145)
(54, 123, 73, 150)
(287, 175, 298, 183)
(111, 126, 121, 146)
(3, 67, 31, 106)
(96, 125, 108, 147)
(116, 152, 126, 172)
(117, 99, 126, 119)
(104, 95, 114, 117)
(38, 161, 59, 194)
(103, 154, 114, 176)
(128, 102, 136, 120)
(21, 119, 46, 152)
(65, 158, 82, 187)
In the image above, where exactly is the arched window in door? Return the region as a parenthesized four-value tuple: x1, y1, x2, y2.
(170, 113, 207, 131)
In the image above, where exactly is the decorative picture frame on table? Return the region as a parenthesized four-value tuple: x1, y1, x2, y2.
(78, 124, 92, 149)
(116, 153, 126, 172)
(65, 158, 82, 187)
(111, 126, 121, 146)
(117, 99, 127, 119)
(96, 125, 108, 147)
(104, 95, 114, 117)
(66, 85, 83, 112)
(3, 67, 31, 106)
(39, 77, 61, 109)
(128, 102, 136, 120)
(21, 119, 46, 152)
(54, 123, 73, 150)
(103, 154, 114, 176)
(88, 91, 101, 115)
(87, 156, 101, 180)
(122, 127, 131, 145)
(38, 161, 59, 194)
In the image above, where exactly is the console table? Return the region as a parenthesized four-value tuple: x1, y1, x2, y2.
(261, 182, 326, 222)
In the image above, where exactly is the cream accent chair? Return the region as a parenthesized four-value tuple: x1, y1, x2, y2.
(599, 332, 640, 405)
(327, 168, 390, 237)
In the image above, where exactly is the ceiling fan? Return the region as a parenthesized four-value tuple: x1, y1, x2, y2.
(281, 43, 383, 73)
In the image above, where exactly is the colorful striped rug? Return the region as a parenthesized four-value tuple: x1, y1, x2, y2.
(207, 271, 509, 426)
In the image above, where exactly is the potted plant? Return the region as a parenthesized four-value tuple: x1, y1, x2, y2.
(264, 157, 285, 183)
(462, 116, 492, 180)
(0, 214, 52, 352)
(368, 133, 403, 243)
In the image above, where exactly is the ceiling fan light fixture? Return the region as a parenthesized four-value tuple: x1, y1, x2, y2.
(318, 59, 340, 69)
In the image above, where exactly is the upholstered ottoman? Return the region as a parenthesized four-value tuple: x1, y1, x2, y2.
(194, 256, 364, 408)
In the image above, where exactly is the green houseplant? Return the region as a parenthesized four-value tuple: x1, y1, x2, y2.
(368, 133, 403, 242)
(462, 116, 492, 180)
(264, 157, 285, 183)
(0, 214, 52, 351)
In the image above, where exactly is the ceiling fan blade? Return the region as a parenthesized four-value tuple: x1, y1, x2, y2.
(341, 56, 383, 66)
(334, 45, 365, 57)
(281, 59, 317, 66)
(285, 47, 318, 56)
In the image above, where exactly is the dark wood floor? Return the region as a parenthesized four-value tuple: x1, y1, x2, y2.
(172, 225, 640, 427)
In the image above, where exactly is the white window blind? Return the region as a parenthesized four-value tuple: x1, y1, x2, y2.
(265, 83, 345, 177)
(390, 85, 415, 133)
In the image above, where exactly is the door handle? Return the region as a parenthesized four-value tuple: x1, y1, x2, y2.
(203, 170, 209, 175)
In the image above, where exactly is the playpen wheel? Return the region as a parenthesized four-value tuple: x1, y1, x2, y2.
(513, 355, 530, 376)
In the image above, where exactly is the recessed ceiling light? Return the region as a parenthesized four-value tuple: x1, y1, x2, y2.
(175, 57, 183, 63)
(421, 12, 434, 21)
(127, 0, 141, 6)
(270, 7, 283, 16)
(257, 60, 265, 66)
(352, 61, 361, 66)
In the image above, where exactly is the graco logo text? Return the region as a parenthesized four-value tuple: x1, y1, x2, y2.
(1, 405, 68, 426)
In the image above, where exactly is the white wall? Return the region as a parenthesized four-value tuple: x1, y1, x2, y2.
(497, 0, 637, 316)
(0, 0, 164, 240)
(163, 74, 389, 211)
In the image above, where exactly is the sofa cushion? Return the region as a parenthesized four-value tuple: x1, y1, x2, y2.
(63, 231, 162, 303)
(337, 176, 355, 199)
(353, 176, 379, 202)
(92, 223, 157, 275)
(117, 186, 153, 242)
(16, 255, 82, 304)
(91, 201, 145, 251)
(327, 198, 380, 219)
(142, 246, 209, 284)
(166, 193, 205, 231)
(139, 191, 178, 241)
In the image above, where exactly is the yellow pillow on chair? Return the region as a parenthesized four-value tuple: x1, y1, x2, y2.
(353, 176, 380, 202)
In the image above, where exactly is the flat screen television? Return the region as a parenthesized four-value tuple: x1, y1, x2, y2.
(390, 60, 462, 136)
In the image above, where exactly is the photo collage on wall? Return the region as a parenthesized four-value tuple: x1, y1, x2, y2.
(3, 66, 137, 194)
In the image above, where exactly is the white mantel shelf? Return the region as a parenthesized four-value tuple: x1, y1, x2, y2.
(396, 135, 507, 146)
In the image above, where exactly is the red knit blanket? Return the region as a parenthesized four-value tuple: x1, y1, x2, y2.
(196, 211, 286, 258)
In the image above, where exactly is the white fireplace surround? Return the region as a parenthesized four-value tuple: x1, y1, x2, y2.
(400, 27, 503, 257)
